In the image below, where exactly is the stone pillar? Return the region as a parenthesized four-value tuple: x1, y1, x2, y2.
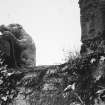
(79, 0, 105, 55)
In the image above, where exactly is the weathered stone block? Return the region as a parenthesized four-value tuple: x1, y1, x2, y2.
(79, 0, 105, 43)
(79, 0, 105, 55)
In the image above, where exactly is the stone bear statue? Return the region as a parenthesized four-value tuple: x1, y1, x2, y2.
(0, 24, 36, 69)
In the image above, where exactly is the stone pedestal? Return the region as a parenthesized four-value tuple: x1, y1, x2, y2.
(79, 0, 105, 54)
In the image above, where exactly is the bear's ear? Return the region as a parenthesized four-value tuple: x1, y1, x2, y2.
(0, 25, 9, 33)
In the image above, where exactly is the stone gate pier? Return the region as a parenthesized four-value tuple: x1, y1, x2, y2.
(79, 0, 105, 55)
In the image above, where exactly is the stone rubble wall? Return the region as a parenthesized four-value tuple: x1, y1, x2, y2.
(12, 65, 69, 105)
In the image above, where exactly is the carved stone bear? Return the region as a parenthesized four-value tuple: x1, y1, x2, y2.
(0, 24, 36, 68)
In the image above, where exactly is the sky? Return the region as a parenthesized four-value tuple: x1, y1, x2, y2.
(0, 0, 81, 65)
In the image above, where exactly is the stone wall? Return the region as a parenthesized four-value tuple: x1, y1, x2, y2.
(12, 65, 69, 105)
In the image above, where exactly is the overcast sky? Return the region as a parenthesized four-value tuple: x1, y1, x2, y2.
(0, 0, 81, 65)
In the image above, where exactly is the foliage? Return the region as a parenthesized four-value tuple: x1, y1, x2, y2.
(18, 50, 105, 105)
(0, 56, 24, 105)
(1, 48, 105, 105)
(63, 50, 105, 105)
